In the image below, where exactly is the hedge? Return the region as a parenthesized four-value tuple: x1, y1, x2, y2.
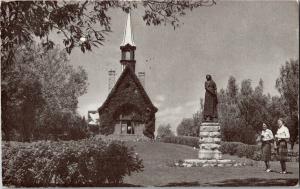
(219, 142, 243, 155)
(220, 141, 299, 162)
(159, 136, 199, 148)
(219, 141, 261, 159)
(159, 138, 260, 161)
(2, 138, 143, 187)
(159, 137, 298, 162)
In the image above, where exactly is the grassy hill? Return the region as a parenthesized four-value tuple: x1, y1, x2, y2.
(123, 141, 299, 186)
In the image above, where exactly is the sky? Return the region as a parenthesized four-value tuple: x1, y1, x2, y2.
(66, 1, 298, 133)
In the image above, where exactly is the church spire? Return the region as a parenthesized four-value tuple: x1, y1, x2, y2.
(121, 12, 135, 47)
(120, 11, 136, 72)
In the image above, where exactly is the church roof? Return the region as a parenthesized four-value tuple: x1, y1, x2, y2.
(120, 12, 136, 47)
(98, 66, 157, 113)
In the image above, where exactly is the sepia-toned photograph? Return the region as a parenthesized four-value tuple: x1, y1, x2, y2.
(1, 0, 299, 187)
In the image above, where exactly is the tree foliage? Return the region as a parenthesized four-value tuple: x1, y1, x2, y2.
(220, 78, 269, 144)
(275, 59, 299, 145)
(1, 0, 216, 68)
(218, 79, 242, 142)
(226, 76, 239, 101)
(157, 124, 174, 138)
(176, 97, 202, 137)
(176, 111, 201, 137)
(218, 61, 299, 145)
(176, 118, 194, 136)
(1, 44, 88, 141)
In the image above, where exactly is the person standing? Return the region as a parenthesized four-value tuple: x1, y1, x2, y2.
(261, 123, 274, 172)
(275, 118, 290, 174)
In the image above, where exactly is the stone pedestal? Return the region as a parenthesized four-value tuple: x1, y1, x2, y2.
(198, 122, 222, 160)
(175, 122, 247, 167)
(176, 122, 245, 168)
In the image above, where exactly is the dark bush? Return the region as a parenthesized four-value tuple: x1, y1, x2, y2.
(160, 136, 199, 148)
(236, 144, 260, 158)
(219, 142, 243, 155)
(220, 141, 260, 159)
(252, 150, 262, 161)
(2, 138, 143, 187)
(235, 143, 248, 157)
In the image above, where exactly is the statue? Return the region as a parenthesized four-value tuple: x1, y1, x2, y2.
(203, 74, 218, 122)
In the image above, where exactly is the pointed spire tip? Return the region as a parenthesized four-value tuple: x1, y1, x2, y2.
(121, 12, 135, 47)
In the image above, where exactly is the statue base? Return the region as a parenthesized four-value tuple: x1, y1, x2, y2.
(176, 122, 248, 168)
(199, 122, 222, 160)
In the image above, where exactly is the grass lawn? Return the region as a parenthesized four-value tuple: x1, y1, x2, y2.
(123, 141, 299, 187)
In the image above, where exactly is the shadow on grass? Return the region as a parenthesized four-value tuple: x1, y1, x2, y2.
(160, 178, 299, 187)
(3, 183, 143, 187)
(270, 170, 294, 174)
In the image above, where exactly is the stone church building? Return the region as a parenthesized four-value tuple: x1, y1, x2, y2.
(98, 13, 157, 140)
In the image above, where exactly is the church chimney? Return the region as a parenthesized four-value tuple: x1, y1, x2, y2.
(108, 70, 116, 92)
(138, 72, 145, 88)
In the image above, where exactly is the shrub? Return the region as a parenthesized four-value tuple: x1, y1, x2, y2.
(252, 150, 262, 161)
(160, 136, 199, 148)
(219, 142, 243, 155)
(236, 144, 260, 158)
(2, 138, 143, 187)
(220, 141, 260, 159)
(235, 143, 248, 157)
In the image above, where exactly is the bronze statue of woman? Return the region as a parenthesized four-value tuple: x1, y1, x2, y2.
(203, 74, 218, 122)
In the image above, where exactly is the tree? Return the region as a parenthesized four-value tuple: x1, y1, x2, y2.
(267, 96, 286, 134)
(218, 77, 242, 142)
(276, 59, 299, 149)
(240, 79, 253, 97)
(177, 118, 195, 136)
(1, 1, 216, 68)
(1, 44, 46, 141)
(219, 77, 274, 144)
(238, 79, 255, 131)
(218, 66, 298, 146)
(237, 79, 273, 144)
(1, 43, 88, 141)
(157, 124, 174, 138)
(177, 97, 202, 137)
(226, 76, 239, 101)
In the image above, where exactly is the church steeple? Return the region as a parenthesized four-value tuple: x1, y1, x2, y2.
(120, 12, 136, 72)
(121, 12, 135, 47)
